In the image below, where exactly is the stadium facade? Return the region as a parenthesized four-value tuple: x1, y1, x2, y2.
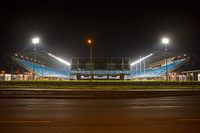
(3, 50, 196, 81)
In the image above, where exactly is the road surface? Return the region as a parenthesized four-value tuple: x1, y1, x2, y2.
(0, 95, 200, 133)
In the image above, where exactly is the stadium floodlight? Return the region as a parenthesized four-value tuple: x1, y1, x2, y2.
(32, 37, 40, 44)
(130, 53, 153, 66)
(48, 53, 71, 66)
(162, 37, 169, 44)
(161, 37, 170, 80)
(32, 37, 40, 81)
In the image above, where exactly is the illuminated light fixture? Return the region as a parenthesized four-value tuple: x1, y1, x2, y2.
(162, 37, 169, 44)
(32, 37, 40, 44)
(87, 39, 92, 45)
(15, 54, 18, 56)
(130, 53, 153, 66)
(48, 53, 71, 66)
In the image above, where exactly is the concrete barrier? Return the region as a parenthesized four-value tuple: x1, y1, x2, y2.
(0, 81, 200, 86)
(1, 89, 200, 98)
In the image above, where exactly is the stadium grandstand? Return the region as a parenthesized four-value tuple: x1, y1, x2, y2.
(8, 51, 71, 80)
(3, 50, 195, 81)
(129, 51, 191, 80)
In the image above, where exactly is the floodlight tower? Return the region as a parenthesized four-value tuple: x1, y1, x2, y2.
(32, 37, 40, 80)
(162, 37, 169, 80)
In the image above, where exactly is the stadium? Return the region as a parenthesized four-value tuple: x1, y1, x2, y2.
(2, 49, 197, 81)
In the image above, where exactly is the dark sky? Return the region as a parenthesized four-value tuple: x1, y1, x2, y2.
(0, 1, 200, 70)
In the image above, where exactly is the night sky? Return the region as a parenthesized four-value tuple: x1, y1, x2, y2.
(0, 1, 200, 70)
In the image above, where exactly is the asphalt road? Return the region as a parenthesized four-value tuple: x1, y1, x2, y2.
(0, 95, 200, 133)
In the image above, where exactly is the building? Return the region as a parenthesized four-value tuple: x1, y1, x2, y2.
(71, 58, 130, 80)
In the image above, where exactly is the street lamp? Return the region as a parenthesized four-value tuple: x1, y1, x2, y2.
(87, 39, 93, 80)
(162, 37, 169, 80)
(32, 37, 40, 80)
(87, 39, 93, 64)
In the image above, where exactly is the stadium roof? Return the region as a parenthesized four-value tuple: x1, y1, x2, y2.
(130, 51, 188, 66)
(10, 50, 190, 69)
(11, 51, 70, 69)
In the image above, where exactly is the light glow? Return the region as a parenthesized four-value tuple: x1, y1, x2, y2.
(48, 53, 71, 66)
(130, 53, 153, 66)
(32, 37, 40, 44)
(162, 37, 169, 44)
(88, 39, 92, 44)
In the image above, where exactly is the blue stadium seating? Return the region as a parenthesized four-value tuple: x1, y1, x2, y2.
(16, 58, 70, 78)
(14, 56, 185, 80)
(130, 60, 183, 79)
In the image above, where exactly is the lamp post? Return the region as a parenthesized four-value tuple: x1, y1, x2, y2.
(32, 37, 40, 80)
(88, 39, 93, 66)
(162, 37, 169, 80)
(87, 39, 93, 81)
